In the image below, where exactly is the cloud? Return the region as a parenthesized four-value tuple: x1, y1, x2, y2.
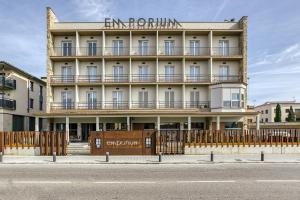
(72, 0, 113, 20)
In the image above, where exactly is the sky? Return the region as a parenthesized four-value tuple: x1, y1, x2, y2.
(0, 0, 300, 105)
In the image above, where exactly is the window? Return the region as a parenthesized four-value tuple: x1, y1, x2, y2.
(265, 118, 268, 122)
(112, 91, 123, 109)
(286, 109, 290, 113)
(223, 88, 244, 109)
(165, 90, 175, 108)
(29, 81, 34, 91)
(61, 41, 72, 56)
(190, 91, 200, 108)
(265, 109, 268, 114)
(87, 91, 97, 109)
(165, 65, 175, 81)
(189, 65, 200, 81)
(138, 40, 149, 55)
(112, 40, 124, 55)
(39, 101, 43, 111)
(113, 66, 124, 82)
(164, 40, 175, 55)
(189, 40, 200, 55)
(261, 110, 264, 114)
(29, 98, 34, 109)
(138, 90, 148, 108)
(145, 137, 152, 148)
(138, 65, 149, 81)
(95, 138, 101, 148)
(87, 41, 97, 56)
(219, 65, 229, 81)
(219, 40, 229, 56)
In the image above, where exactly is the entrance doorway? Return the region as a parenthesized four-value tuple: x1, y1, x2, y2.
(81, 123, 96, 141)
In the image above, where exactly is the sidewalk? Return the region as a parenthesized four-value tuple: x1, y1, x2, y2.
(1, 154, 300, 164)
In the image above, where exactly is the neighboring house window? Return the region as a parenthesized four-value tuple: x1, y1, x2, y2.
(261, 110, 264, 114)
(29, 98, 34, 109)
(30, 81, 34, 91)
(265, 118, 268, 122)
(39, 101, 43, 111)
(286, 109, 289, 113)
(39, 85, 43, 111)
(265, 109, 268, 114)
(295, 109, 300, 112)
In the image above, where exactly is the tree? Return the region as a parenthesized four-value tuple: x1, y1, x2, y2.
(274, 104, 282, 122)
(287, 106, 296, 122)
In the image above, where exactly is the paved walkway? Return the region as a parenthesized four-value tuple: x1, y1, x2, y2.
(1, 154, 300, 164)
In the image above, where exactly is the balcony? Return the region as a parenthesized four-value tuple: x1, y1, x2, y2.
(0, 98, 16, 110)
(185, 74, 210, 83)
(131, 101, 156, 109)
(212, 75, 241, 83)
(131, 47, 156, 56)
(157, 47, 182, 56)
(50, 75, 76, 84)
(104, 101, 129, 109)
(158, 74, 182, 82)
(104, 47, 130, 56)
(51, 47, 76, 57)
(0, 76, 16, 90)
(104, 74, 129, 83)
(211, 47, 242, 56)
(77, 75, 102, 83)
(77, 102, 102, 109)
(131, 74, 156, 82)
(185, 101, 210, 109)
(185, 47, 210, 56)
(78, 47, 102, 56)
(158, 101, 183, 109)
(50, 102, 75, 110)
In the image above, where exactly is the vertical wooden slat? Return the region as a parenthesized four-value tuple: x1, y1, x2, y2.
(39, 131, 43, 155)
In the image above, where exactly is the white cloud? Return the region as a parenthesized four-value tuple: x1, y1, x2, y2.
(72, 0, 113, 20)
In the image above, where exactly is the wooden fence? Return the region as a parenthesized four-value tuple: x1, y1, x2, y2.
(0, 131, 67, 155)
(186, 129, 300, 147)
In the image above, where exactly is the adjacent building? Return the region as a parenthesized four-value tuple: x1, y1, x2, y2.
(37, 7, 257, 142)
(0, 61, 46, 131)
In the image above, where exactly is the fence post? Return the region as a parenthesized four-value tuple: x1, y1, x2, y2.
(158, 152, 162, 162)
(106, 152, 109, 162)
(261, 151, 264, 162)
(53, 152, 56, 162)
(210, 151, 214, 162)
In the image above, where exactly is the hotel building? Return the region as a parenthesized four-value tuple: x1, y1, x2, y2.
(39, 7, 257, 142)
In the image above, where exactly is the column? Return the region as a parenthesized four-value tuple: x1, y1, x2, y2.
(35, 117, 39, 132)
(96, 117, 100, 131)
(66, 117, 70, 142)
(156, 84, 159, 109)
(209, 58, 213, 83)
(76, 31, 79, 55)
(182, 31, 186, 55)
(216, 115, 220, 131)
(102, 31, 105, 56)
(75, 85, 79, 109)
(127, 116, 130, 131)
(77, 123, 81, 140)
(129, 85, 132, 109)
(182, 85, 186, 109)
(102, 85, 105, 109)
(256, 115, 260, 130)
(157, 116, 160, 131)
(188, 116, 191, 130)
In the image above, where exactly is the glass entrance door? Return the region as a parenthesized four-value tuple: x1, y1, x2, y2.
(112, 40, 124, 55)
(190, 40, 200, 55)
(62, 41, 72, 56)
(164, 40, 175, 55)
(219, 65, 229, 81)
(165, 90, 175, 108)
(219, 40, 229, 56)
(112, 91, 123, 109)
(138, 40, 149, 55)
(87, 91, 97, 109)
(61, 91, 73, 109)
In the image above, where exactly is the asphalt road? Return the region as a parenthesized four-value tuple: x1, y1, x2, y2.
(0, 163, 299, 200)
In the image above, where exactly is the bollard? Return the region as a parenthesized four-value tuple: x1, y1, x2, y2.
(0, 152, 3, 163)
(158, 152, 162, 162)
(53, 152, 56, 162)
(261, 151, 264, 162)
(210, 151, 214, 162)
(106, 152, 109, 162)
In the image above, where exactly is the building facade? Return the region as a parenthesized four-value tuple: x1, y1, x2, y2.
(0, 61, 46, 131)
(254, 101, 300, 123)
(39, 7, 257, 142)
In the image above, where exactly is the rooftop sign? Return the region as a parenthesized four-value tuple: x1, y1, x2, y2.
(104, 18, 182, 29)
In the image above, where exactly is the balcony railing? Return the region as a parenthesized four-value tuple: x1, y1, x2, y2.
(78, 47, 102, 56)
(131, 101, 156, 109)
(212, 75, 241, 83)
(104, 101, 129, 109)
(51, 102, 75, 110)
(50, 75, 76, 83)
(77, 75, 102, 83)
(0, 76, 16, 89)
(51, 47, 76, 57)
(211, 47, 241, 56)
(131, 74, 156, 82)
(104, 47, 130, 56)
(185, 101, 210, 109)
(131, 47, 156, 56)
(0, 98, 16, 110)
(158, 74, 182, 82)
(77, 102, 102, 109)
(157, 47, 183, 56)
(105, 74, 129, 83)
(185, 74, 210, 83)
(158, 101, 183, 109)
(185, 47, 210, 56)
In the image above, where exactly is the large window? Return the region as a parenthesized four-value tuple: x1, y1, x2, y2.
(138, 40, 149, 55)
(223, 88, 244, 109)
(87, 41, 97, 56)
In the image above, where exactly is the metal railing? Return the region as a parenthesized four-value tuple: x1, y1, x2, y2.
(0, 98, 16, 110)
(158, 101, 183, 109)
(51, 102, 75, 110)
(104, 47, 130, 56)
(78, 47, 102, 56)
(104, 101, 129, 109)
(77, 102, 102, 109)
(131, 47, 156, 56)
(211, 47, 242, 56)
(51, 47, 76, 57)
(185, 101, 210, 109)
(0, 76, 16, 89)
(131, 101, 156, 109)
(77, 75, 102, 83)
(212, 75, 241, 83)
(104, 74, 129, 82)
(131, 74, 156, 82)
(185, 47, 210, 56)
(50, 75, 76, 83)
(158, 74, 182, 82)
(157, 47, 183, 56)
(185, 74, 210, 82)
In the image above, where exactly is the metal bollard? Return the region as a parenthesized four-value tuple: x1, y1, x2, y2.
(261, 151, 264, 162)
(53, 152, 56, 162)
(158, 152, 162, 162)
(210, 151, 214, 162)
(106, 152, 109, 162)
(0, 152, 3, 163)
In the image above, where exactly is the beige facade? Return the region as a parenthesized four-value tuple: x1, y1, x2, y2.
(40, 7, 256, 142)
(0, 61, 46, 131)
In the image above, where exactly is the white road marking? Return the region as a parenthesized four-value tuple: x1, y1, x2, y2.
(256, 180, 300, 183)
(94, 181, 156, 184)
(176, 180, 236, 183)
(13, 181, 72, 184)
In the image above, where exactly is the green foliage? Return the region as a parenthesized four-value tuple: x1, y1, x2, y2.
(274, 104, 282, 122)
(287, 106, 296, 122)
